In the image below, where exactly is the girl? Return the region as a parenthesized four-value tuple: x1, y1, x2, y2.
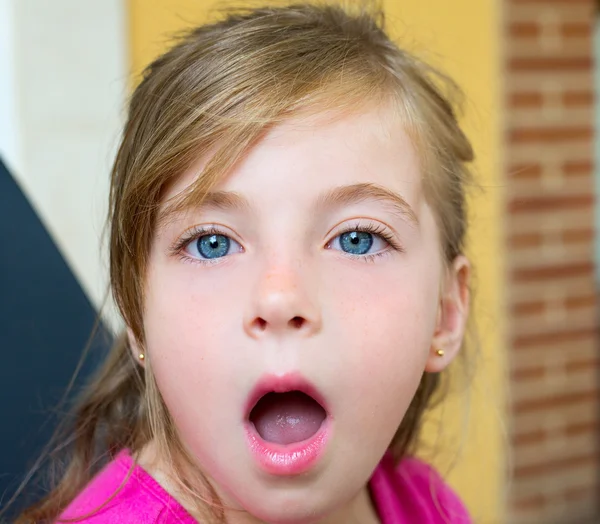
(15, 3, 474, 523)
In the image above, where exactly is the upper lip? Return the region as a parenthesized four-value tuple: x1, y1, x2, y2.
(244, 372, 329, 420)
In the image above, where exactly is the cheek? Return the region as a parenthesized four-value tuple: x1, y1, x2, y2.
(144, 258, 240, 352)
(324, 256, 440, 421)
(141, 263, 245, 425)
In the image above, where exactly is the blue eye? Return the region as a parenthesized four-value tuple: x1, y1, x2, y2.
(339, 231, 373, 255)
(330, 227, 391, 257)
(184, 231, 241, 261)
(196, 234, 230, 259)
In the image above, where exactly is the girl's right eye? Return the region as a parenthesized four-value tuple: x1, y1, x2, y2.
(184, 231, 241, 262)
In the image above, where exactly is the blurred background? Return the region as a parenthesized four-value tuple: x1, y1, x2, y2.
(0, 0, 598, 523)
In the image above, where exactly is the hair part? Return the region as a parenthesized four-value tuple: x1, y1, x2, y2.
(12, 3, 474, 522)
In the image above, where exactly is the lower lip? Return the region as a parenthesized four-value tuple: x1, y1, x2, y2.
(244, 419, 331, 476)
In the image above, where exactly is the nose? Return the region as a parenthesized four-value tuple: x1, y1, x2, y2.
(244, 255, 322, 340)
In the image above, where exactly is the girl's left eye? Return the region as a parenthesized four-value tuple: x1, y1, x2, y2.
(329, 229, 390, 256)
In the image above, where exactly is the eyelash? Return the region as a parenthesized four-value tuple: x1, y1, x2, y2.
(169, 222, 403, 265)
(331, 222, 404, 263)
(169, 225, 228, 266)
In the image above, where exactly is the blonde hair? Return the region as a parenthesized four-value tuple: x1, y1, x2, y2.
(14, 2, 473, 522)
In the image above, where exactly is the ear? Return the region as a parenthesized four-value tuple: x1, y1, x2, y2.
(425, 255, 471, 373)
(127, 327, 146, 367)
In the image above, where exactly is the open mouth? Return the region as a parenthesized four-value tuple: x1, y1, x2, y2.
(248, 390, 327, 445)
(244, 374, 332, 475)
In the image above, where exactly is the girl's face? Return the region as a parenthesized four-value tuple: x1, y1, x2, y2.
(137, 106, 469, 523)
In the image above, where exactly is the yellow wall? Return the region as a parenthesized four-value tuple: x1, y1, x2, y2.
(384, 3, 507, 523)
(128, 1, 506, 522)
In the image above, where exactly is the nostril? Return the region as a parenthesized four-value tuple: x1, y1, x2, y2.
(248, 316, 309, 335)
(289, 316, 305, 329)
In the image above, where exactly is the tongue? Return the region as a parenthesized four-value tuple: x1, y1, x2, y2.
(250, 391, 326, 445)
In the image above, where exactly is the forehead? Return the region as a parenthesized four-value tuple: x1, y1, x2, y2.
(161, 106, 423, 217)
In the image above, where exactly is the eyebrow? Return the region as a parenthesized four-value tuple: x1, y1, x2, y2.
(315, 182, 419, 228)
(158, 182, 418, 229)
(157, 189, 251, 229)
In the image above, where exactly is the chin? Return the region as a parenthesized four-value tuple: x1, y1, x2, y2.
(216, 467, 351, 524)
(238, 492, 336, 524)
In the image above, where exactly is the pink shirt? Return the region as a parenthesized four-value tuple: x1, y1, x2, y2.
(59, 451, 471, 523)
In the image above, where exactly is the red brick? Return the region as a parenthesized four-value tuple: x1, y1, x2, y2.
(514, 451, 599, 478)
(565, 357, 600, 374)
(513, 389, 599, 415)
(563, 159, 593, 176)
(563, 90, 594, 107)
(562, 228, 594, 244)
(511, 365, 546, 381)
(511, 299, 545, 315)
(511, 293, 596, 316)
(512, 413, 599, 443)
(564, 293, 597, 309)
(509, 22, 540, 38)
(508, 194, 594, 213)
(564, 420, 599, 437)
(509, 91, 544, 108)
(513, 327, 596, 349)
(511, 261, 594, 283)
(511, 427, 547, 447)
(512, 492, 545, 511)
(508, 163, 542, 180)
(565, 484, 600, 503)
(508, 126, 593, 144)
(511, 356, 599, 387)
(562, 23, 593, 38)
(509, 232, 543, 248)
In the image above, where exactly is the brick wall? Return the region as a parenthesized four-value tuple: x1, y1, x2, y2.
(505, 0, 600, 522)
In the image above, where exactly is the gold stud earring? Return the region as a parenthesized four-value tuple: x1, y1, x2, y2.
(435, 348, 445, 357)
(138, 353, 145, 361)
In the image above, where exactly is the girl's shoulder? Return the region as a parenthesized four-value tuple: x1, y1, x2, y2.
(58, 451, 196, 524)
(369, 452, 472, 523)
